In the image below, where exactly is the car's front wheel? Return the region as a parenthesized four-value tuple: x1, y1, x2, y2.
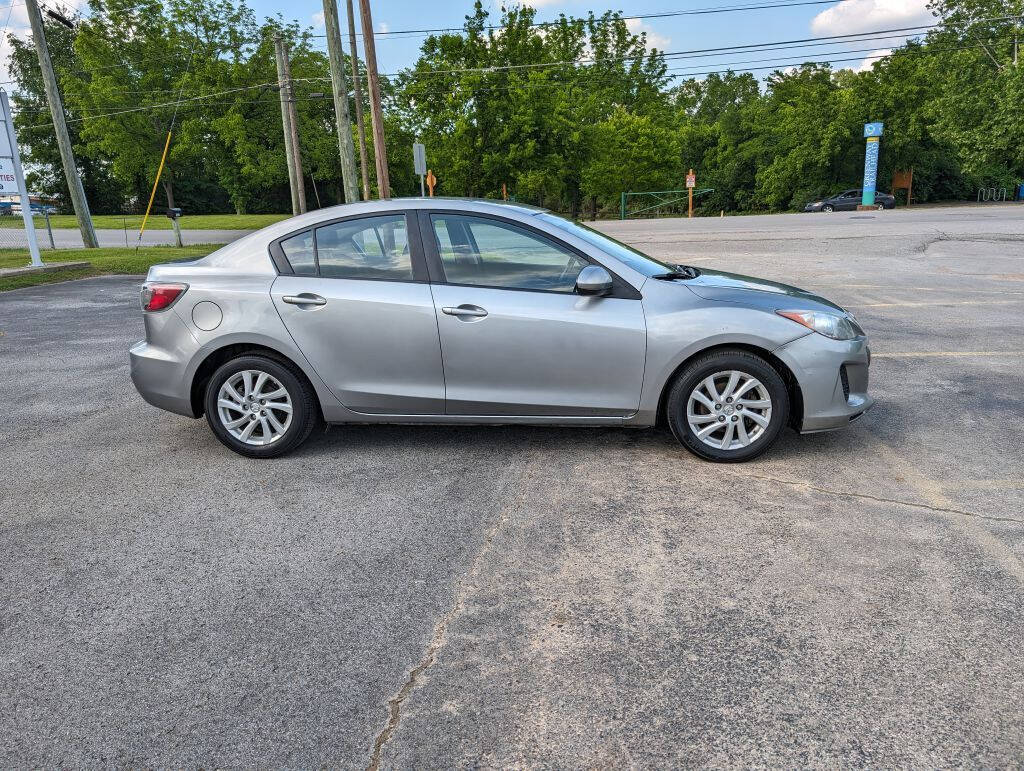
(204, 354, 319, 458)
(822, 204, 834, 213)
(666, 349, 790, 462)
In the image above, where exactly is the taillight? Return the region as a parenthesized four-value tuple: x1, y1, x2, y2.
(141, 282, 188, 312)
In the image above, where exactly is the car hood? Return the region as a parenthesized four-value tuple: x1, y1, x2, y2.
(682, 268, 846, 313)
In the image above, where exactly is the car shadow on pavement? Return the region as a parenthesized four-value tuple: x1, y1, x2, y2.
(280, 413, 880, 466)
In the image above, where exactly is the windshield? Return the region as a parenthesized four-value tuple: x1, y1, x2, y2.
(538, 214, 677, 277)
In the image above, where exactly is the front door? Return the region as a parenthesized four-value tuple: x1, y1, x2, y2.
(839, 190, 861, 210)
(270, 213, 445, 414)
(422, 212, 646, 416)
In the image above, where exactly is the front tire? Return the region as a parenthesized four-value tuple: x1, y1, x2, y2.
(666, 349, 790, 462)
(204, 354, 319, 458)
(822, 204, 834, 213)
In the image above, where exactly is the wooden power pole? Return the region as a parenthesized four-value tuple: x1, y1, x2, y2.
(346, 0, 371, 200)
(321, 0, 359, 203)
(357, 0, 390, 198)
(24, 0, 98, 248)
(274, 35, 306, 215)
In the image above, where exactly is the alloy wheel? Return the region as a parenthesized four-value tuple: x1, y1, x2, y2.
(216, 369, 294, 446)
(686, 370, 773, 450)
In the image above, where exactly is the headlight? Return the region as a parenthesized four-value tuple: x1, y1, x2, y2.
(777, 309, 862, 340)
(811, 201, 822, 206)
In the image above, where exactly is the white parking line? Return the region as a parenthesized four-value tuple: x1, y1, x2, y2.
(872, 351, 1024, 359)
(856, 300, 1023, 308)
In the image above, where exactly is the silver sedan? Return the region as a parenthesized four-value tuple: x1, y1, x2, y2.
(130, 198, 872, 462)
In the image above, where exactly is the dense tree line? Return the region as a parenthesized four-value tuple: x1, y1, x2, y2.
(7, 0, 1022, 216)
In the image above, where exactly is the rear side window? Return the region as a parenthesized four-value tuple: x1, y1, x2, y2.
(315, 215, 412, 281)
(280, 231, 316, 275)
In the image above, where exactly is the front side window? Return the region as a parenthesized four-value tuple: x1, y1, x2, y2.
(430, 214, 587, 292)
(314, 214, 412, 280)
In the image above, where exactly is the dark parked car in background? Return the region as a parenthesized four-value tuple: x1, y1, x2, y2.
(804, 189, 896, 212)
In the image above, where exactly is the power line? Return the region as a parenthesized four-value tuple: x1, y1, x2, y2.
(17, 37, 983, 126)
(396, 18, 1007, 79)
(23, 80, 280, 127)
(307, 0, 855, 40)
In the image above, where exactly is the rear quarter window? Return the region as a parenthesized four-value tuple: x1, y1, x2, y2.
(280, 231, 316, 275)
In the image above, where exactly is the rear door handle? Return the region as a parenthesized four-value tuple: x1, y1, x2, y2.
(282, 293, 327, 306)
(442, 305, 488, 318)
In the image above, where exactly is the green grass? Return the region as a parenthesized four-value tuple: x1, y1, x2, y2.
(0, 245, 217, 291)
(0, 213, 288, 231)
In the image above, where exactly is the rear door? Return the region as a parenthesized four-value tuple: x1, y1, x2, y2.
(420, 211, 646, 417)
(270, 212, 445, 414)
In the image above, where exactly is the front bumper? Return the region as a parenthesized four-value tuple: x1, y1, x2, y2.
(803, 203, 824, 212)
(774, 332, 873, 433)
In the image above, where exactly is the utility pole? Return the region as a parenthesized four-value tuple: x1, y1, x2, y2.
(346, 0, 371, 200)
(321, 0, 359, 203)
(358, 0, 390, 198)
(274, 35, 306, 215)
(24, 0, 98, 248)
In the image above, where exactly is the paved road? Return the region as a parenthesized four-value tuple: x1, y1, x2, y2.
(1, 206, 1022, 766)
(8, 201, 1020, 250)
(0, 226, 249, 249)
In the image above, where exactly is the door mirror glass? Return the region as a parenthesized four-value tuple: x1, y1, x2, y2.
(575, 265, 613, 296)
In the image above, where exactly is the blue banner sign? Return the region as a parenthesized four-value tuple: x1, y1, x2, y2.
(861, 122, 883, 206)
(864, 122, 884, 138)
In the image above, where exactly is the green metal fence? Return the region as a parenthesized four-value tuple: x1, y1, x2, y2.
(620, 188, 714, 219)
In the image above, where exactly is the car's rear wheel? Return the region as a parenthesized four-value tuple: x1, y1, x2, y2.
(204, 354, 319, 458)
(666, 349, 790, 462)
(876, 203, 885, 211)
(822, 204, 834, 213)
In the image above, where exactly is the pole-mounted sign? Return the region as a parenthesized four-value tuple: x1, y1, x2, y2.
(861, 122, 883, 208)
(0, 91, 42, 267)
(413, 141, 426, 196)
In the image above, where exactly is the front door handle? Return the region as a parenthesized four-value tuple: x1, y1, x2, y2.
(442, 305, 488, 318)
(282, 293, 327, 307)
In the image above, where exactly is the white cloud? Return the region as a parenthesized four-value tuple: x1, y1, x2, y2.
(811, 0, 935, 36)
(625, 18, 670, 52)
(1, 0, 90, 82)
(1, 0, 89, 92)
(854, 47, 893, 71)
(311, 10, 325, 28)
(376, 21, 389, 34)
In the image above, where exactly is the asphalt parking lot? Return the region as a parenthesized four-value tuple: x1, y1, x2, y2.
(1, 204, 1022, 766)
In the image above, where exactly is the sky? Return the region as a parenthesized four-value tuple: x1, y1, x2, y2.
(0, 0, 940, 92)
(293, 0, 940, 78)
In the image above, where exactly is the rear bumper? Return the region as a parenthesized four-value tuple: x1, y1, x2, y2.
(774, 332, 873, 433)
(130, 341, 198, 417)
(129, 309, 202, 418)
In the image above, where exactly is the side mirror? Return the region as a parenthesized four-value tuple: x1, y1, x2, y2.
(575, 265, 613, 296)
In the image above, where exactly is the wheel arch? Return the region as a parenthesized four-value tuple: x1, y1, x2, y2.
(189, 341, 325, 420)
(655, 342, 804, 430)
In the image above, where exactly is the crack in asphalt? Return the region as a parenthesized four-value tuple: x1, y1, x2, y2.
(365, 444, 539, 771)
(740, 473, 1024, 525)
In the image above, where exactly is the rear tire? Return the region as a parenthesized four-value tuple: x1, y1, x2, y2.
(204, 354, 319, 458)
(666, 349, 790, 463)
